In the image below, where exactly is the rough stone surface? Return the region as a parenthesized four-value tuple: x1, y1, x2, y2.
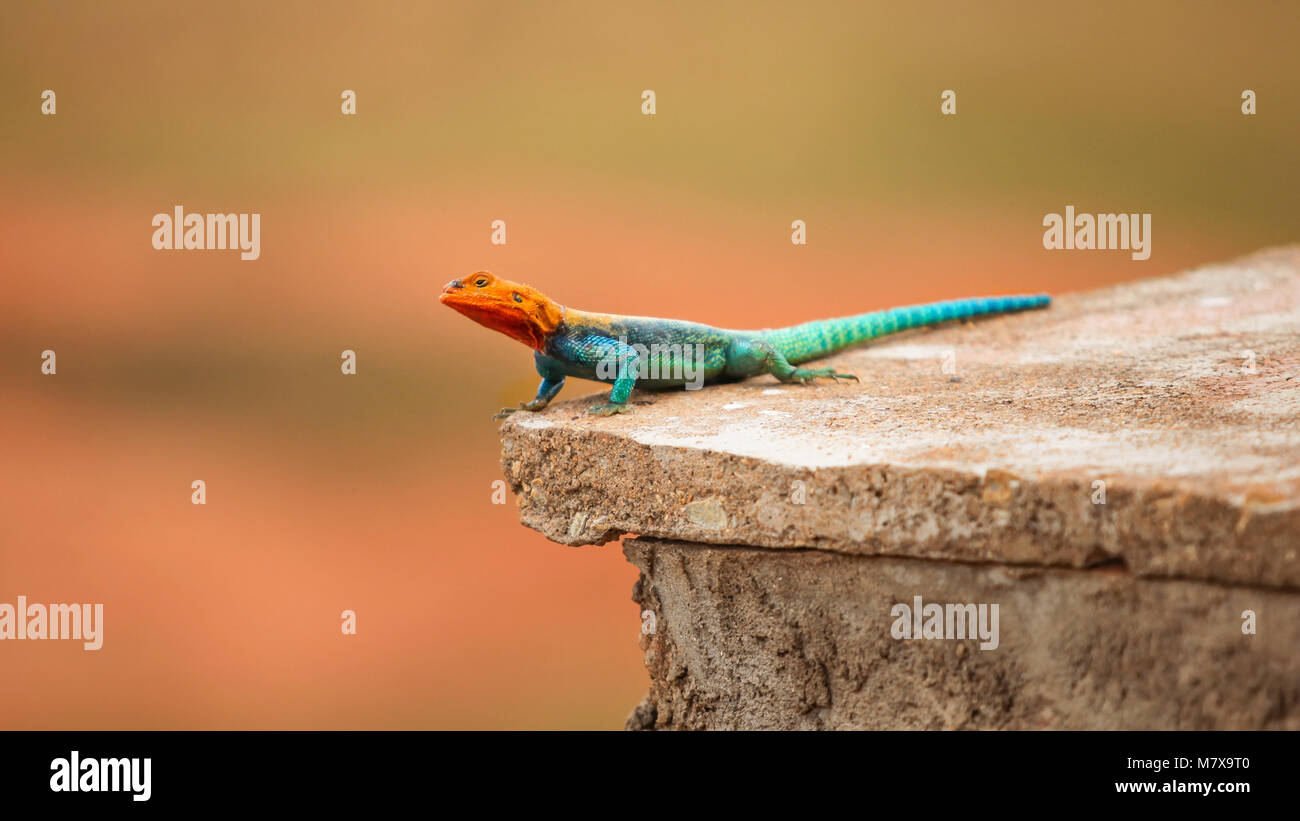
(502, 247, 1300, 590)
(623, 537, 1300, 730)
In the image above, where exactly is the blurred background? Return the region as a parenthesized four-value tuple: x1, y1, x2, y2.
(1, 0, 1297, 728)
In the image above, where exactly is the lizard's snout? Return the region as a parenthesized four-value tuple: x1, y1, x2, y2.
(440, 279, 464, 303)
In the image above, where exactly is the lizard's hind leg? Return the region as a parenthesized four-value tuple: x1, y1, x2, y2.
(725, 338, 859, 385)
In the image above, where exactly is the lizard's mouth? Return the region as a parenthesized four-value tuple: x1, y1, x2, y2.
(439, 290, 481, 313)
(446, 301, 544, 350)
(439, 281, 483, 312)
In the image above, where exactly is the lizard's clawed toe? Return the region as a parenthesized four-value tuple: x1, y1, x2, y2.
(785, 366, 858, 385)
(493, 403, 530, 420)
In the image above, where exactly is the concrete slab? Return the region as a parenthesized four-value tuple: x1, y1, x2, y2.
(502, 247, 1300, 589)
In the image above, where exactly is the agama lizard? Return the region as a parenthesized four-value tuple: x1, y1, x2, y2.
(441, 272, 1050, 417)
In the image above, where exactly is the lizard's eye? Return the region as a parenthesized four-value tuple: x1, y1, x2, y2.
(475, 277, 489, 287)
(512, 292, 523, 303)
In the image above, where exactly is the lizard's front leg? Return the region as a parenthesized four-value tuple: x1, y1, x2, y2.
(493, 375, 565, 419)
(493, 353, 568, 419)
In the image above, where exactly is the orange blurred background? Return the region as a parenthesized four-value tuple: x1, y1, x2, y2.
(1, 1, 1297, 728)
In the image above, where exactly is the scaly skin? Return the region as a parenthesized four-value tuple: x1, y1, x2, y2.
(440, 272, 1050, 417)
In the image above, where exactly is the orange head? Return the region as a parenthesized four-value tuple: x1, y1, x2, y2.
(439, 271, 565, 350)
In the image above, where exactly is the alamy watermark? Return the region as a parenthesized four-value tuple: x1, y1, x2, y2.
(1043, 206, 1151, 260)
(594, 336, 706, 389)
(891, 595, 999, 651)
(50, 751, 150, 802)
(0, 596, 103, 650)
(152, 205, 260, 260)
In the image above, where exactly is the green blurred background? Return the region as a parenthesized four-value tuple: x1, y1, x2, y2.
(1, 0, 1296, 728)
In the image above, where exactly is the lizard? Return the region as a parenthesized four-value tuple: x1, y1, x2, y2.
(440, 271, 1050, 417)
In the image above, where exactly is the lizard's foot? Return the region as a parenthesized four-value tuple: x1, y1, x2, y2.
(586, 403, 631, 416)
(782, 366, 859, 385)
(492, 400, 549, 420)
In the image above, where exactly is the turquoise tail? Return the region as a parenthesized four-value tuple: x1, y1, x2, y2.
(761, 294, 1051, 365)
